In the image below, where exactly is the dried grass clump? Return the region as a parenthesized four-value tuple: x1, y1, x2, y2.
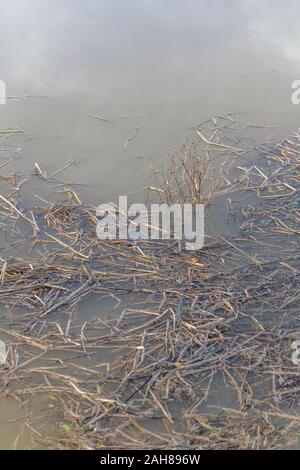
(150, 143, 222, 208)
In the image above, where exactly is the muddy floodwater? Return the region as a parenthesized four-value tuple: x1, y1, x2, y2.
(1, 0, 300, 449)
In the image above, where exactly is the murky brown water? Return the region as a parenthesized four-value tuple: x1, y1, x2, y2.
(1, 0, 300, 448)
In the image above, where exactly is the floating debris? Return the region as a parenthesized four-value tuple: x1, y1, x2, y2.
(85, 114, 114, 124)
(124, 127, 140, 147)
(0, 118, 299, 449)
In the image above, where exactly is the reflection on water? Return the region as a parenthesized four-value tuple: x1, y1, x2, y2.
(0, 0, 300, 203)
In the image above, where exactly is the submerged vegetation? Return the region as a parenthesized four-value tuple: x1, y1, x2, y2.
(0, 116, 299, 449)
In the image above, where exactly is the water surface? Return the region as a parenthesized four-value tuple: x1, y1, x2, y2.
(1, 0, 300, 448)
